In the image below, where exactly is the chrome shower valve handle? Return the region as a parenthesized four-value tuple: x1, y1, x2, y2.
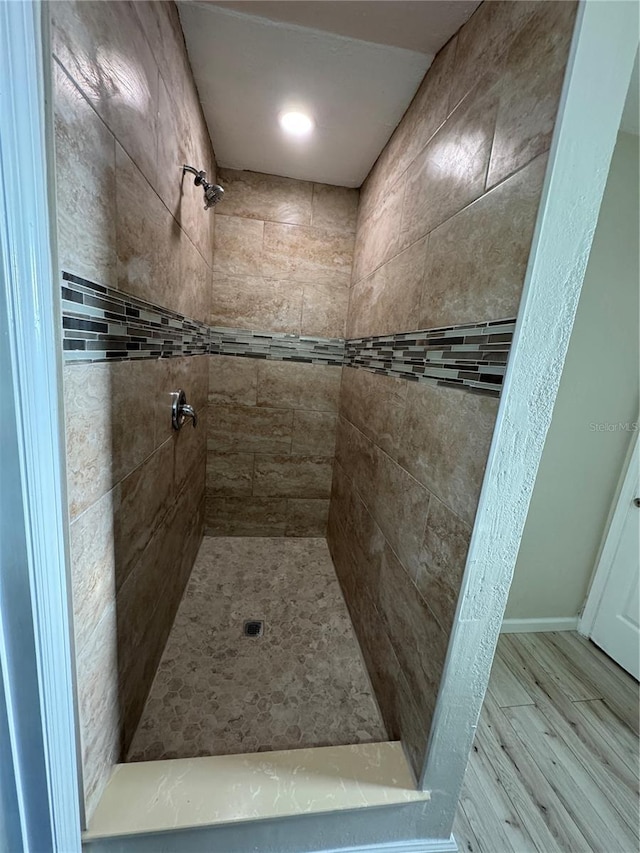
(172, 389, 198, 430)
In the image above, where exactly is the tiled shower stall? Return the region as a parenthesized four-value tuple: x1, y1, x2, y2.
(52, 0, 578, 822)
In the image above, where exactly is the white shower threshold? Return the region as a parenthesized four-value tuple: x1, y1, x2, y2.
(83, 741, 429, 842)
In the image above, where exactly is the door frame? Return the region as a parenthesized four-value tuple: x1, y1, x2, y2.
(0, 0, 82, 849)
(579, 426, 639, 637)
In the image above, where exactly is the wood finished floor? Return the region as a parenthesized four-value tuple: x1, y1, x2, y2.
(454, 632, 639, 853)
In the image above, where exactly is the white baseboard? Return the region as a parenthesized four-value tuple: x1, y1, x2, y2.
(500, 617, 579, 634)
(321, 837, 458, 853)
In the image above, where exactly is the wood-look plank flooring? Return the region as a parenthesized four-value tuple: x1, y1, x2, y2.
(454, 632, 639, 853)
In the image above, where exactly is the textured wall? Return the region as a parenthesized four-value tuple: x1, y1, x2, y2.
(52, 0, 214, 818)
(328, 0, 577, 774)
(506, 130, 640, 621)
(207, 170, 357, 535)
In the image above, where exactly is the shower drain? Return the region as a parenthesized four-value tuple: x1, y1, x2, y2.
(243, 620, 264, 637)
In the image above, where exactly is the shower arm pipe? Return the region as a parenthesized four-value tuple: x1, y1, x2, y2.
(183, 164, 206, 185)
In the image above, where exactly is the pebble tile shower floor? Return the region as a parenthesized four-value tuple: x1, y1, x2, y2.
(127, 537, 387, 761)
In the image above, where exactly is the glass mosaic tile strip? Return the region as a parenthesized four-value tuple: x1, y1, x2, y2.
(60, 274, 345, 367)
(345, 318, 516, 397)
(209, 326, 345, 365)
(60, 273, 514, 394)
(61, 273, 210, 363)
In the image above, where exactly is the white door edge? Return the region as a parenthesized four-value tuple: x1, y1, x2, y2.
(579, 426, 639, 637)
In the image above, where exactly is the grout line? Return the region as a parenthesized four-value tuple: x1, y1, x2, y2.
(337, 413, 472, 531)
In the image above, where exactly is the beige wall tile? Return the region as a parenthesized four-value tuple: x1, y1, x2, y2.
(400, 81, 499, 248)
(172, 413, 206, 496)
(209, 355, 258, 406)
(211, 273, 303, 334)
(205, 496, 288, 536)
(51, 0, 159, 187)
(334, 415, 379, 503)
(118, 489, 203, 740)
(213, 216, 264, 277)
(377, 37, 458, 194)
(74, 602, 120, 820)
(179, 229, 211, 324)
(285, 499, 330, 536)
(291, 411, 337, 456)
(64, 362, 114, 520)
(205, 170, 353, 538)
(397, 382, 499, 526)
(377, 544, 448, 722)
(263, 222, 354, 285)
(339, 368, 407, 458)
(416, 497, 472, 636)
(487, 1, 577, 188)
(347, 238, 427, 339)
(132, 2, 188, 99)
(115, 143, 180, 310)
(419, 153, 547, 328)
(301, 281, 349, 339)
(65, 359, 170, 519)
(217, 169, 313, 225)
(206, 452, 254, 496)
(395, 663, 433, 774)
(328, 458, 350, 526)
(179, 143, 216, 266)
(55, 0, 213, 820)
(327, 496, 357, 603)
(156, 70, 193, 227)
(370, 451, 431, 580)
(253, 455, 333, 498)
(168, 356, 209, 495)
(338, 573, 400, 736)
(449, 0, 538, 111)
(156, 63, 216, 262)
(117, 477, 201, 750)
(54, 61, 117, 287)
(332, 463, 386, 598)
(114, 439, 174, 593)
(208, 404, 293, 453)
(311, 184, 359, 233)
(351, 173, 406, 285)
(333, 0, 576, 779)
(110, 359, 160, 483)
(69, 487, 118, 653)
(257, 362, 341, 413)
(329, 522, 432, 776)
(116, 517, 181, 675)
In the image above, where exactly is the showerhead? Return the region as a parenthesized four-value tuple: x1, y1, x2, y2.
(182, 165, 224, 210)
(203, 182, 224, 209)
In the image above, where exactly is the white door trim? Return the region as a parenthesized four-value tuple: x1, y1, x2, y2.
(0, 0, 82, 849)
(579, 427, 639, 637)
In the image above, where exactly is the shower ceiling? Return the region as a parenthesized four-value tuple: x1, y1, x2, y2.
(177, 0, 480, 187)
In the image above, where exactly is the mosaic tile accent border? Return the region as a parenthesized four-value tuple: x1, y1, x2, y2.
(60, 273, 514, 394)
(345, 319, 515, 397)
(60, 273, 344, 367)
(60, 272, 210, 362)
(210, 326, 344, 366)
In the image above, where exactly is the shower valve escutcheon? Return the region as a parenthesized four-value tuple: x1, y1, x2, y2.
(172, 389, 198, 430)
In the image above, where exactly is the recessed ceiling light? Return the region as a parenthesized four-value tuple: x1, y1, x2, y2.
(279, 111, 314, 137)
